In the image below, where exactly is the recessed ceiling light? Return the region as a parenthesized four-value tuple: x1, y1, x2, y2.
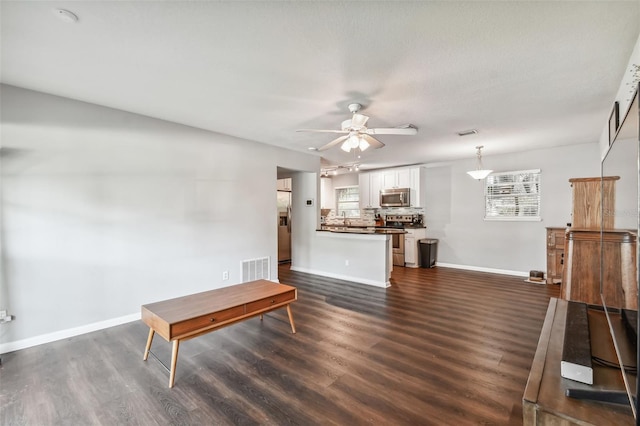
(307, 147, 318, 151)
(457, 129, 478, 137)
(53, 9, 79, 23)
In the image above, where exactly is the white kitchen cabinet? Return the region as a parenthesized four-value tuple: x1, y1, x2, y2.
(360, 166, 426, 208)
(320, 177, 334, 209)
(404, 228, 427, 267)
(379, 167, 425, 207)
(277, 178, 292, 191)
(397, 169, 412, 188)
(359, 172, 382, 209)
(409, 167, 424, 208)
(381, 169, 412, 189)
(381, 171, 396, 189)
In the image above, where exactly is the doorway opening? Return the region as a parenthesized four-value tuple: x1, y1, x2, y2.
(277, 177, 291, 264)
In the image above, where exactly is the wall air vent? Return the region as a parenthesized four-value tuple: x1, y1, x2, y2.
(242, 257, 270, 282)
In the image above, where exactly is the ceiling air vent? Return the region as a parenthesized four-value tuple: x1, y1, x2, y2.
(457, 129, 478, 137)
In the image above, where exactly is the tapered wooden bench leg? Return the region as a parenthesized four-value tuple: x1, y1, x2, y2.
(143, 328, 155, 361)
(169, 340, 180, 388)
(286, 304, 296, 334)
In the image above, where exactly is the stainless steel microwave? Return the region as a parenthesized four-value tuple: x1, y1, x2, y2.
(380, 188, 410, 207)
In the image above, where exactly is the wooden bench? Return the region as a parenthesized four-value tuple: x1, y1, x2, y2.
(141, 279, 297, 387)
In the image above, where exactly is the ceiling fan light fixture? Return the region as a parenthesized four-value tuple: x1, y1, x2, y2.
(466, 145, 493, 180)
(348, 134, 360, 148)
(298, 102, 415, 152)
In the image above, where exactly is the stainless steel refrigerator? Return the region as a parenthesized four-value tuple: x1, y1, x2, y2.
(277, 190, 291, 263)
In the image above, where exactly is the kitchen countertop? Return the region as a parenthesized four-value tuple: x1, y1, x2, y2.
(317, 226, 407, 234)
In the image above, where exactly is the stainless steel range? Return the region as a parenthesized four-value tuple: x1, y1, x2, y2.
(384, 215, 416, 266)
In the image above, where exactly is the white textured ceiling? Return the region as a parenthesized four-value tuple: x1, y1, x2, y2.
(2, 1, 639, 171)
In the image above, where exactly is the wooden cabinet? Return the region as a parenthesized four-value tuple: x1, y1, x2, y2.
(562, 229, 637, 309)
(404, 228, 427, 267)
(561, 176, 638, 308)
(359, 172, 382, 209)
(545, 227, 565, 284)
(569, 176, 618, 230)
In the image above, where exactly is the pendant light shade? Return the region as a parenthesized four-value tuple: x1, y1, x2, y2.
(466, 145, 493, 180)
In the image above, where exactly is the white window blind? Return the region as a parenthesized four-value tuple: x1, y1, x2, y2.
(485, 169, 541, 221)
(336, 186, 360, 218)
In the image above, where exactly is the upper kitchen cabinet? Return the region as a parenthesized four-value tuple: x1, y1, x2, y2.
(359, 172, 382, 209)
(382, 167, 425, 207)
(382, 169, 412, 189)
(277, 178, 292, 191)
(360, 166, 426, 208)
(321, 177, 335, 209)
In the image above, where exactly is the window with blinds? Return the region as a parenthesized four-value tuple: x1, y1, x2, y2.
(336, 186, 360, 218)
(484, 169, 541, 221)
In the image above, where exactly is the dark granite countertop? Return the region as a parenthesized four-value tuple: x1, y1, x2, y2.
(317, 227, 407, 234)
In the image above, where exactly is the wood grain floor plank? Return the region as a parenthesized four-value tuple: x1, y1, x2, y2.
(0, 264, 559, 425)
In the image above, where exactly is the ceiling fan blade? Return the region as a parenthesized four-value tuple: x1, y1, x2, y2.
(366, 126, 418, 136)
(351, 113, 369, 128)
(297, 129, 349, 134)
(317, 135, 349, 151)
(362, 134, 385, 149)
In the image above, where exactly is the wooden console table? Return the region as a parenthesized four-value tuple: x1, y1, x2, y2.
(141, 279, 297, 387)
(523, 298, 634, 425)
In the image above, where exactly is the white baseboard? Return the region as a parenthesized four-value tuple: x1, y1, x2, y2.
(289, 266, 390, 288)
(435, 262, 528, 277)
(0, 312, 141, 355)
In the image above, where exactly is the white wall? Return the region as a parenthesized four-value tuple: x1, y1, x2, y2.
(320, 173, 358, 211)
(0, 84, 319, 351)
(599, 33, 640, 157)
(425, 143, 600, 274)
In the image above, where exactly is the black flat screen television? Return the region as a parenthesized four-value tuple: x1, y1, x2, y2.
(600, 83, 639, 422)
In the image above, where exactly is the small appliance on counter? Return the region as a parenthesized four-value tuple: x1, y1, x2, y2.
(411, 214, 424, 227)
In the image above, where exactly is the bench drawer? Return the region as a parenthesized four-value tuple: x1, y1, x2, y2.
(245, 290, 296, 315)
(171, 305, 245, 338)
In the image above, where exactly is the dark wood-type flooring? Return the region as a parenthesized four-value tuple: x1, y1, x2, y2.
(1, 265, 560, 425)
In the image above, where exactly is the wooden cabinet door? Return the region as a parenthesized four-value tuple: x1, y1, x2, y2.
(546, 228, 565, 284)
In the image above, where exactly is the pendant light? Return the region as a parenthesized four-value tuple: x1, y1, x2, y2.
(466, 145, 493, 180)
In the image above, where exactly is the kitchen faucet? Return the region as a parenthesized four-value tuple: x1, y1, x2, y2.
(342, 211, 349, 226)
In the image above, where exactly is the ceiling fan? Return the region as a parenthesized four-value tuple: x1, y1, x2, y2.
(297, 103, 418, 152)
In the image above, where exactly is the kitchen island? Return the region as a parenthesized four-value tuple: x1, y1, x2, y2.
(290, 226, 405, 288)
